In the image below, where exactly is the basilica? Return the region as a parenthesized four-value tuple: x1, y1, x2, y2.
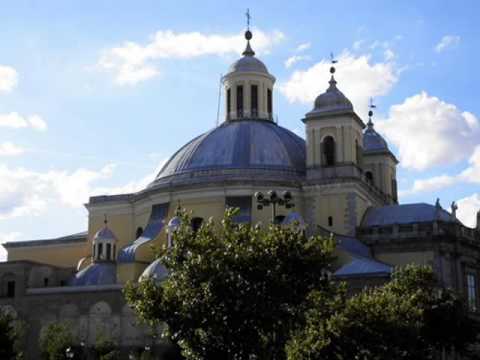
(1, 27, 480, 358)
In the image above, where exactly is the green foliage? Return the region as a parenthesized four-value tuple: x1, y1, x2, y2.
(0, 310, 17, 359)
(94, 331, 119, 360)
(125, 208, 336, 360)
(38, 322, 75, 360)
(287, 265, 480, 360)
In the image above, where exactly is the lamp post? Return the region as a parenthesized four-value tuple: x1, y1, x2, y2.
(65, 347, 74, 359)
(254, 190, 295, 223)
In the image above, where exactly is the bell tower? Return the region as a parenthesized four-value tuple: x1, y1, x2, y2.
(303, 61, 365, 180)
(222, 12, 276, 122)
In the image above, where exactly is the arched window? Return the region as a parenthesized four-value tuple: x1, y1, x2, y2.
(267, 89, 272, 118)
(365, 171, 374, 185)
(136, 227, 144, 239)
(236, 85, 244, 118)
(251, 85, 258, 117)
(322, 136, 335, 166)
(191, 217, 204, 233)
(227, 88, 231, 118)
(106, 243, 112, 260)
(328, 216, 333, 227)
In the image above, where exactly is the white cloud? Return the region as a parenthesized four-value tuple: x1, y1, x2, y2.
(284, 55, 310, 69)
(384, 49, 395, 61)
(0, 112, 47, 131)
(457, 193, 480, 228)
(378, 92, 480, 170)
(0, 65, 18, 93)
(435, 35, 461, 53)
(98, 29, 285, 85)
(280, 51, 398, 116)
(0, 142, 25, 157)
(295, 42, 311, 52)
(399, 174, 456, 197)
(460, 145, 480, 183)
(0, 159, 168, 220)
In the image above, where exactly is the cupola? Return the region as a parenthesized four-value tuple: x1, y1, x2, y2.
(222, 17, 276, 122)
(92, 217, 117, 262)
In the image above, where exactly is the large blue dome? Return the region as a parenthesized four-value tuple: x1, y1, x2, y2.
(150, 120, 306, 187)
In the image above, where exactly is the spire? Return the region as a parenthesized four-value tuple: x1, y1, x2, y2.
(242, 9, 255, 56)
(327, 52, 338, 91)
(103, 214, 108, 226)
(368, 97, 376, 128)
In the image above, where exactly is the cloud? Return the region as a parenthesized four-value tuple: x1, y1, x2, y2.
(295, 42, 311, 52)
(435, 35, 461, 53)
(0, 159, 168, 220)
(0, 142, 25, 157)
(378, 92, 480, 170)
(0, 65, 18, 93)
(398, 144, 480, 196)
(98, 29, 285, 85)
(457, 193, 480, 228)
(280, 50, 398, 116)
(384, 49, 395, 61)
(0, 112, 47, 131)
(284, 55, 310, 68)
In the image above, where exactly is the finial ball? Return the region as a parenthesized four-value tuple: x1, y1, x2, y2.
(330, 66, 335, 74)
(245, 30, 252, 40)
(368, 110, 373, 117)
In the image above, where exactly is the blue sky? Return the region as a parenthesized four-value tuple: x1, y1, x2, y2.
(0, 1, 479, 258)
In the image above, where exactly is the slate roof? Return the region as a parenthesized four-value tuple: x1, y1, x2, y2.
(363, 123, 389, 152)
(334, 257, 392, 278)
(139, 259, 169, 283)
(69, 262, 116, 286)
(117, 203, 169, 263)
(2, 231, 87, 248)
(152, 120, 306, 184)
(362, 203, 457, 227)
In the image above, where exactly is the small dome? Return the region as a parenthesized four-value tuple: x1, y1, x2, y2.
(70, 262, 116, 286)
(228, 55, 269, 75)
(310, 76, 353, 115)
(363, 121, 389, 152)
(93, 226, 117, 242)
(167, 216, 181, 232)
(139, 259, 169, 284)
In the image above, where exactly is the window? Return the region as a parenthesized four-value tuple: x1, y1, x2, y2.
(60, 280, 66, 287)
(92, 245, 96, 258)
(113, 245, 116, 259)
(191, 217, 204, 233)
(274, 215, 286, 225)
(322, 136, 336, 166)
(7, 281, 15, 298)
(328, 216, 333, 227)
(391, 179, 398, 202)
(267, 89, 272, 117)
(98, 243, 103, 259)
(136, 227, 144, 239)
(44, 278, 49, 287)
(365, 171, 374, 185)
(226, 196, 252, 224)
(227, 88, 231, 117)
(467, 273, 477, 311)
(106, 243, 112, 260)
(251, 85, 258, 117)
(236, 85, 244, 117)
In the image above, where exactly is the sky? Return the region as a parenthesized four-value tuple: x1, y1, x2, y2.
(0, 0, 479, 260)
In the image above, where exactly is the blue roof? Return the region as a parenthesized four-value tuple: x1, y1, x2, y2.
(362, 203, 457, 227)
(334, 257, 392, 277)
(336, 234, 371, 258)
(363, 123, 389, 152)
(139, 258, 169, 283)
(151, 120, 306, 184)
(70, 262, 116, 286)
(118, 203, 169, 263)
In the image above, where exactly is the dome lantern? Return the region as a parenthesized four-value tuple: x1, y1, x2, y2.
(92, 215, 117, 262)
(222, 12, 276, 122)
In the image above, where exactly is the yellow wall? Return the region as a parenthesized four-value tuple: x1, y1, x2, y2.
(7, 242, 87, 268)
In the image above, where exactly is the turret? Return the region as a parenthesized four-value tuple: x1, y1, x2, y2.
(92, 217, 117, 262)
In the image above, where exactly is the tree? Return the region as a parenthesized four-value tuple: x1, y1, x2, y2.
(39, 322, 75, 360)
(125, 208, 336, 360)
(94, 331, 119, 360)
(286, 265, 480, 360)
(0, 309, 17, 359)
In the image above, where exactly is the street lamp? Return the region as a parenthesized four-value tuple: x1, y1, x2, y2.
(254, 190, 295, 223)
(65, 347, 74, 359)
